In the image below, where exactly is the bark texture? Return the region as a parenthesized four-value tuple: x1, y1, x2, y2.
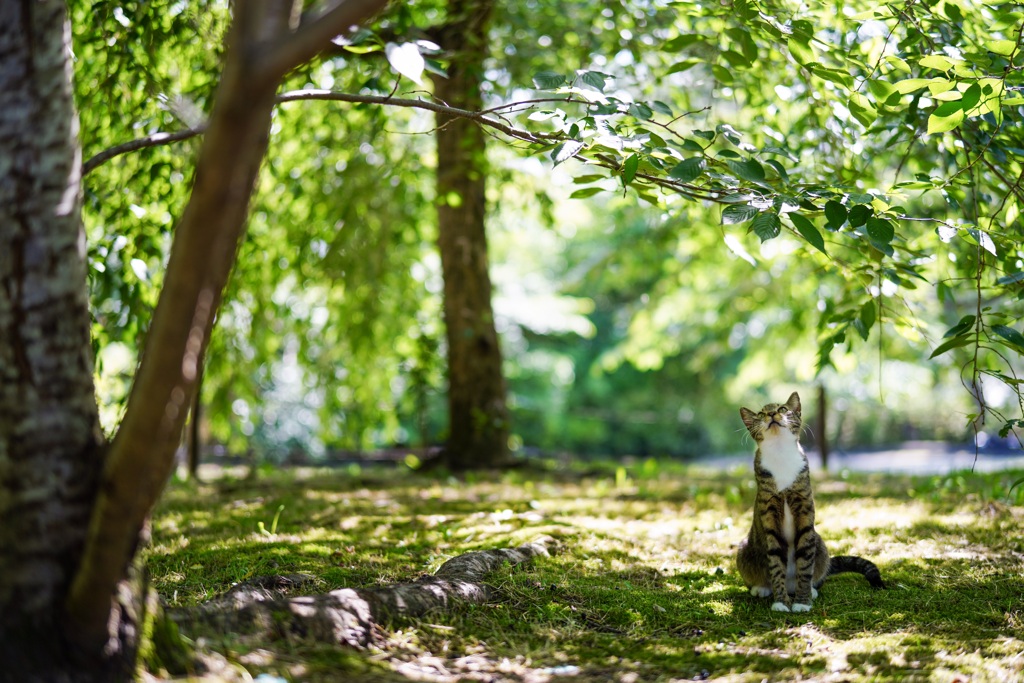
(0, 0, 108, 675)
(174, 538, 557, 648)
(0, 0, 388, 676)
(435, 0, 510, 470)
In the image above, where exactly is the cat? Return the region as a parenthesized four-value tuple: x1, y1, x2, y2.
(736, 391, 884, 612)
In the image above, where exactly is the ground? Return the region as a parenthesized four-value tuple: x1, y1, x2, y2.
(146, 459, 1024, 682)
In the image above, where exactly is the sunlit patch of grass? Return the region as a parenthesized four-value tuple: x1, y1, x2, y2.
(146, 464, 1024, 681)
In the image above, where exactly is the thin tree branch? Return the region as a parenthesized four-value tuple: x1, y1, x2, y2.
(82, 128, 206, 175)
(82, 91, 565, 175)
(83, 91, 733, 203)
(257, 0, 391, 81)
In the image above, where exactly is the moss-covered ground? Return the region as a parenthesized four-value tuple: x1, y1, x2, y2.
(146, 460, 1024, 682)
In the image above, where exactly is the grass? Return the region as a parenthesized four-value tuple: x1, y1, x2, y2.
(146, 459, 1024, 682)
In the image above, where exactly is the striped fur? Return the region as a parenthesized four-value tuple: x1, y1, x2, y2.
(736, 392, 884, 612)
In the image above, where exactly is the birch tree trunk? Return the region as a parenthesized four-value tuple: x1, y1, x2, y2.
(435, 0, 511, 470)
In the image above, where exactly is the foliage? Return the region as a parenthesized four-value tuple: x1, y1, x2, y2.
(77, 0, 1024, 457)
(147, 462, 1024, 681)
(493, 0, 1024, 442)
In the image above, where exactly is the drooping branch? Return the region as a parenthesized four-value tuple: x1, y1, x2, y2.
(174, 537, 558, 648)
(83, 90, 725, 203)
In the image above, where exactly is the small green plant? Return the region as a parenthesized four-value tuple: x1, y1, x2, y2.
(257, 503, 285, 536)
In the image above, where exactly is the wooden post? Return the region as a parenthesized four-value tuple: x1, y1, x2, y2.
(187, 363, 203, 480)
(816, 384, 829, 471)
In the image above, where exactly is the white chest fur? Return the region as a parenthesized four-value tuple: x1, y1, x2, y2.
(758, 432, 806, 491)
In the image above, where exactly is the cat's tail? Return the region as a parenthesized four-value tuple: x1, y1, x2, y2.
(827, 555, 885, 588)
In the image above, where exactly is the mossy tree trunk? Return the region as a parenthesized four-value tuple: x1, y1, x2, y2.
(434, 0, 510, 470)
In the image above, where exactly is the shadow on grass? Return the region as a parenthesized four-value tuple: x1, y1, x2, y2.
(148, 465, 1024, 682)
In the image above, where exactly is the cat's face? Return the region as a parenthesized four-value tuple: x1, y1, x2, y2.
(740, 392, 802, 442)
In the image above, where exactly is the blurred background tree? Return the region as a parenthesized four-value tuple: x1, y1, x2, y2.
(78, 0, 1024, 467)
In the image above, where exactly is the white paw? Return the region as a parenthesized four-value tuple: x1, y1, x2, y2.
(750, 586, 772, 598)
(771, 602, 791, 612)
(791, 603, 812, 612)
(811, 587, 819, 599)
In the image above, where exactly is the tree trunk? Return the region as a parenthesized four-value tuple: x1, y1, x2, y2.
(0, 0, 119, 676)
(434, 0, 510, 470)
(0, 0, 388, 677)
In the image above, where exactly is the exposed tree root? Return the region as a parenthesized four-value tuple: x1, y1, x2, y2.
(169, 536, 559, 652)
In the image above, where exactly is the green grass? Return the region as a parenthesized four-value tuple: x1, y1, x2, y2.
(147, 461, 1024, 682)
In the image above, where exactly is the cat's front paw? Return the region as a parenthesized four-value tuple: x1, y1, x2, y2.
(791, 603, 812, 612)
(750, 586, 772, 598)
(770, 601, 791, 612)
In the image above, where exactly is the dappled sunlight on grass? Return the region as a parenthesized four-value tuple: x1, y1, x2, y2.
(148, 463, 1024, 681)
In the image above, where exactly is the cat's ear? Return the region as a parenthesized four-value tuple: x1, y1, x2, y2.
(740, 407, 757, 430)
(786, 392, 801, 416)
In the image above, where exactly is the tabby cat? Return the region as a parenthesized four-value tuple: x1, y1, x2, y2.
(736, 392, 884, 612)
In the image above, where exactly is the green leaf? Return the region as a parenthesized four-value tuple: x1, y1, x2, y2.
(621, 153, 640, 185)
(929, 334, 973, 358)
(866, 79, 897, 103)
(961, 82, 982, 111)
(572, 174, 606, 184)
(943, 315, 976, 338)
(764, 159, 789, 180)
(669, 157, 706, 183)
(662, 34, 705, 52)
(848, 204, 873, 227)
(789, 214, 828, 255)
(997, 272, 1024, 285)
(627, 102, 653, 120)
(866, 217, 895, 244)
(986, 39, 1017, 56)
(727, 158, 766, 182)
(532, 71, 566, 89)
(580, 71, 607, 92)
(569, 187, 603, 199)
(787, 36, 816, 65)
(860, 299, 876, 333)
(992, 324, 1024, 351)
(665, 60, 701, 75)
(974, 229, 997, 256)
(650, 101, 673, 116)
(927, 104, 965, 134)
(920, 54, 956, 71)
(551, 140, 585, 165)
(722, 204, 760, 225)
(894, 78, 944, 94)
(933, 100, 964, 117)
(824, 200, 847, 229)
(848, 92, 876, 126)
(751, 211, 781, 242)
